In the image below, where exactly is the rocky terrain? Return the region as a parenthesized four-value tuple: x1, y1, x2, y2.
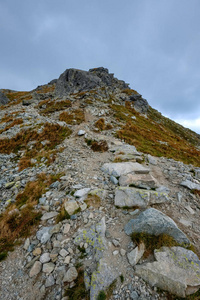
(0, 67, 200, 300)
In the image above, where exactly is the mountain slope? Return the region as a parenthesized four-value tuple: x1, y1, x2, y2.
(0, 67, 200, 300)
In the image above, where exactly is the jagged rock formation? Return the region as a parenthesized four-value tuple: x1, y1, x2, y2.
(0, 67, 200, 300)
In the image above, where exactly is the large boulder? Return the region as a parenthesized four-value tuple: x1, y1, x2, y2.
(101, 162, 149, 177)
(135, 246, 200, 298)
(115, 187, 169, 208)
(119, 173, 158, 189)
(124, 208, 190, 245)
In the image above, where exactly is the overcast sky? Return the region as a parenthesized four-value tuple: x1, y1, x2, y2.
(1, 0, 200, 133)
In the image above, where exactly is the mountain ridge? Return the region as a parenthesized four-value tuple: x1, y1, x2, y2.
(0, 67, 200, 299)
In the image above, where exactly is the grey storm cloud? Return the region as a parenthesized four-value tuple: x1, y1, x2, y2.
(0, 0, 200, 132)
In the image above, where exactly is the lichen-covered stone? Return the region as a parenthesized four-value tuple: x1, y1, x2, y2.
(124, 208, 190, 245)
(135, 246, 200, 298)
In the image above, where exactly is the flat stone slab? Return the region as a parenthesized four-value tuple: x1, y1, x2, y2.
(135, 246, 200, 298)
(124, 208, 190, 245)
(101, 162, 150, 177)
(115, 187, 169, 208)
(64, 199, 79, 215)
(41, 211, 58, 221)
(119, 173, 159, 189)
(181, 180, 200, 191)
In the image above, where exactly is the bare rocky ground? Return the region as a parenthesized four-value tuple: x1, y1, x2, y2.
(0, 68, 200, 300)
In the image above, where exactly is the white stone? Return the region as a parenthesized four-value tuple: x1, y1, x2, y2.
(74, 188, 91, 198)
(40, 253, 50, 264)
(78, 130, 85, 136)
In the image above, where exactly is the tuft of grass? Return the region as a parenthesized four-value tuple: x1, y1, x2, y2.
(16, 173, 59, 208)
(38, 99, 72, 114)
(95, 118, 106, 131)
(85, 195, 101, 208)
(120, 274, 124, 283)
(56, 205, 70, 223)
(0, 205, 42, 261)
(85, 138, 108, 152)
(64, 268, 89, 300)
(192, 189, 200, 197)
(59, 109, 85, 125)
(0, 118, 23, 134)
(131, 232, 195, 258)
(97, 291, 106, 300)
(94, 118, 112, 131)
(122, 88, 139, 96)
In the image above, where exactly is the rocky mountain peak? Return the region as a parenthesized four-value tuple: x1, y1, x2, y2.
(55, 67, 129, 96)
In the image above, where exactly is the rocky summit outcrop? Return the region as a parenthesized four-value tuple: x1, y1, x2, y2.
(0, 90, 9, 105)
(0, 67, 200, 300)
(55, 67, 129, 96)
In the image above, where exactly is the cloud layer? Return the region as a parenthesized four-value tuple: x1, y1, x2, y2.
(1, 0, 200, 133)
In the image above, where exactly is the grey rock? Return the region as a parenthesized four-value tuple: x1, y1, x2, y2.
(63, 267, 78, 282)
(110, 176, 118, 185)
(147, 154, 157, 165)
(135, 246, 200, 298)
(42, 262, 55, 273)
(64, 199, 79, 215)
(114, 187, 169, 208)
(119, 173, 158, 189)
(102, 162, 149, 177)
(55, 67, 129, 96)
(29, 261, 42, 277)
(41, 211, 58, 221)
(40, 253, 50, 264)
(74, 188, 90, 198)
(124, 208, 190, 245)
(181, 180, 200, 190)
(0, 90, 9, 105)
(45, 274, 55, 287)
(36, 226, 53, 244)
(127, 243, 145, 266)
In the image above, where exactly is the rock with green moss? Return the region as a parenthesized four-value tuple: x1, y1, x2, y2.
(135, 246, 200, 298)
(124, 208, 190, 245)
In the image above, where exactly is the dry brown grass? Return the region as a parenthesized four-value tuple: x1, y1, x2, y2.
(85, 195, 101, 208)
(0, 118, 23, 134)
(0, 123, 71, 154)
(0, 172, 61, 261)
(111, 102, 200, 167)
(59, 109, 85, 125)
(122, 88, 139, 95)
(38, 99, 72, 114)
(36, 84, 55, 94)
